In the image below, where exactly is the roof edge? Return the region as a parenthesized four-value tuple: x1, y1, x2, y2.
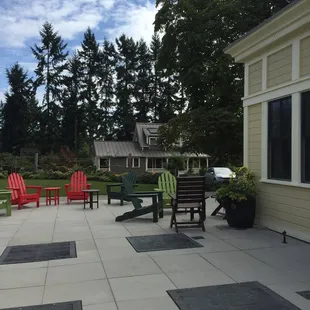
(224, 0, 304, 54)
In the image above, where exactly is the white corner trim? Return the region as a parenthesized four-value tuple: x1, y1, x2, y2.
(108, 158, 111, 172)
(292, 93, 301, 183)
(292, 39, 300, 80)
(262, 55, 267, 91)
(145, 158, 148, 172)
(243, 106, 249, 167)
(261, 102, 268, 179)
(126, 158, 128, 168)
(244, 64, 249, 97)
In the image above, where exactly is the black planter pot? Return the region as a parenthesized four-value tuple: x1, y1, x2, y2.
(223, 196, 256, 229)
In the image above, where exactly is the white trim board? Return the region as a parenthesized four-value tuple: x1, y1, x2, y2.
(243, 106, 249, 166)
(243, 76, 310, 107)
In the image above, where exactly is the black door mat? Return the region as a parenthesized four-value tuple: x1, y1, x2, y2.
(296, 291, 310, 300)
(167, 281, 301, 310)
(126, 233, 203, 252)
(0, 300, 82, 310)
(0, 241, 77, 265)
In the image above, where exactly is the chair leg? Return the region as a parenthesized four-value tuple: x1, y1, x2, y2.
(152, 207, 158, 223)
(107, 196, 111, 205)
(190, 210, 194, 221)
(36, 200, 40, 208)
(120, 198, 123, 206)
(200, 209, 206, 232)
(18, 202, 22, 210)
(6, 204, 11, 216)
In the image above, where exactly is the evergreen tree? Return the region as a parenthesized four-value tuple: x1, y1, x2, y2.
(114, 35, 138, 140)
(1, 63, 37, 153)
(31, 22, 68, 152)
(61, 53, 86, 154)
(134, 39, 152, 122)
(97, 40, 117, 139)
(78, 28, 101, 148)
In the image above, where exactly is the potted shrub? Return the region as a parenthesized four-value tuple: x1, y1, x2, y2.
(216, 166, 256, 229)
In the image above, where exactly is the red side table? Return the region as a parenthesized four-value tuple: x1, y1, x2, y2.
(45, 187, 60, 206)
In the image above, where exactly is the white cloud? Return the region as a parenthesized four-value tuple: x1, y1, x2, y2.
(19, 62, 37, 73)
(105, 1, 158, 44)
(0, 0, 117, 47)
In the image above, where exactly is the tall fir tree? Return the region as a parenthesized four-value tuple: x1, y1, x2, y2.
(78, 28, 101, 149)
(1, 63, 38, 154)
(97, 40, 117, 139)
(31, 22, 68, 153)
(114, 34, 138, 140)
(61, 53, 86, 155)
(134, 39, 152, 122)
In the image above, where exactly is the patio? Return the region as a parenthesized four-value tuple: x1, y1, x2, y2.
(0, 197, 309, 309)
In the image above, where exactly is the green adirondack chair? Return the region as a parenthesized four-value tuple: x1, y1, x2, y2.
(115, 176, 164, 223)
(107, 172, 137, 206)
(155, 171, 176, 208)
(0, 190, 12, 216)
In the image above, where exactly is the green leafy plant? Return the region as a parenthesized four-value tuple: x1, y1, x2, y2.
(216, 166, 256, 204)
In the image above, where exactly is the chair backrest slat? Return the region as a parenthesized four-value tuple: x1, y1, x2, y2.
(8, 173, 27, 200)
(71, 171, 87, 192)
(122, 175, 142, 210)
(158, 171, 176, 199)
(126, 172, 137, 186)
(176, 176, 205, 205)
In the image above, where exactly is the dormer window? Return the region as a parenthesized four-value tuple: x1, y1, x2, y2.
(149, 137, 158, 145)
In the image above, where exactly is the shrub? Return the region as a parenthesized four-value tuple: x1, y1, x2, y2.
(136, 172, 161, 184)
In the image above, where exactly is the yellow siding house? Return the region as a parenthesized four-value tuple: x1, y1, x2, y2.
(225, 0, 310, 242)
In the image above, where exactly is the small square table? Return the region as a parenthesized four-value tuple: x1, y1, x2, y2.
(45, 187, 60, 206)
(82, 189, 100, 210)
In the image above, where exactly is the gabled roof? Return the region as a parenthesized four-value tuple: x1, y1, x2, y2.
(134, 122, 165, 148)
(94, 141, 210, 158)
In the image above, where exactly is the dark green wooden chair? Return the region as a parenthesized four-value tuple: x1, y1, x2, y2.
(107, 172, 137, 206)
(115, 176, 164, 223)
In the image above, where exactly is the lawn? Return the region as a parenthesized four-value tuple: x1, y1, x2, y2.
(0, 179, 156, 197)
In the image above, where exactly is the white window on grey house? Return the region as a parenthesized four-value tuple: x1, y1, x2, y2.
(100, 158, 109, 169)
(190, 158, 200, 169)
(149, 137, 158, 145)
(301, 91, 310, 183)
(148, 158, 163, 169)
(268, 96, 292, 181)
(132, 157, 140, 168)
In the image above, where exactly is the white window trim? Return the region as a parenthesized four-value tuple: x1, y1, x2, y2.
(260, 92, 309, 187)
(126, 158, 128, 168)
(100, 157, 110, 171)
(132, 157, 140, 168)
(148, 137, 158, 145)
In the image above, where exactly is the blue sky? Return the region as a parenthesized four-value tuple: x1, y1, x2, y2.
(0, 0, 158, 102)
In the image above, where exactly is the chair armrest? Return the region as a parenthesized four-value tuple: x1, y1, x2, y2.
(134, 191, 163, 194)
(87, 184, 91, 189)
(107, 183, 122, 187)
(26, 185, 42, 194)
(126, 193, 160, 198)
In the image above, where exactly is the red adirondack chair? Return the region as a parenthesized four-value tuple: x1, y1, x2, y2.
(7, 173, 42, 210)
(65, 171, 91, 204)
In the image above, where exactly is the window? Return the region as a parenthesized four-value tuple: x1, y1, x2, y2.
(132, 157, 140, 168)
(149, 137, 158, 146)
(148, 158, 164, 169)
(268, 96, 292, 180)
(301, 91, 310, 183)
(100, 158, 109, 169)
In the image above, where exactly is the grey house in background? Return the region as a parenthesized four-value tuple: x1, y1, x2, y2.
(94, 123, 210, 174)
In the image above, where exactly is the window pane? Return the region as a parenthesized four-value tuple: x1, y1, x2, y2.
(100, 158, 108, 168)
(301, 91, 310, 183)
(268, 97, 292, 180)
(155, 158, 163, 168)
(148, 158, 153, 169)
(133, 158, 139, 167)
